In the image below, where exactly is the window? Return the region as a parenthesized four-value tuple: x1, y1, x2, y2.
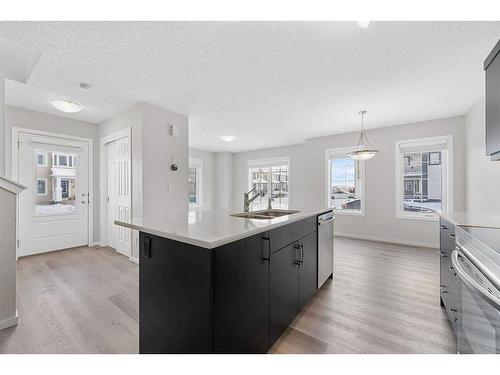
(188, 158, 203, 209)
(396, 136, 452, 219)
(37, 152, 47, 167)
(36, 179, 47, 195)
(248, 158, 290, 210)
(52, 153, 76, 167)
(326, 148, 364, 214)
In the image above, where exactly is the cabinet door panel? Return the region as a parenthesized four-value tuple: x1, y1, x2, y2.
(299, 231, 318, 309)
(269, 243, 300, 344)
(213, 233, 270, 353)
(139, 232, 212, 354)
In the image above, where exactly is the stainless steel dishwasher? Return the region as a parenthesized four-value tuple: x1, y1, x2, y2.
(317, 211, 335, 289)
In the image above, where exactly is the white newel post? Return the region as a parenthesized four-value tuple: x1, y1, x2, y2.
(0, 177, 26, 330)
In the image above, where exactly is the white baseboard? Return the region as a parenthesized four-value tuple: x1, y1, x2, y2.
(90, 241, 103, 247)
(0, 313, 18, 331)
(129, 256, 139, 264)
(335, 232, 439, 249)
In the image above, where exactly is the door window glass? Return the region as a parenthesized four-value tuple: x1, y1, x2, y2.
(35, 150, 78, 216)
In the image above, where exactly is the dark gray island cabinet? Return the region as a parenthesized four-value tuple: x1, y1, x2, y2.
(139, 214, 325, 354)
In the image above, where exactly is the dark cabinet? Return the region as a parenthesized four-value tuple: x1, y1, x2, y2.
(270, 232, 319, 344)
(484, 39, 500, 160)
(213, 232, 270, 353)
(299, 232, 318, 309)
(139, 232, 213, 354)
(139, 214, 326, 353)
(269, 242, 300, 344)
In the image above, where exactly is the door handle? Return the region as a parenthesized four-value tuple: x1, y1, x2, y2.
(294, 244, 301, 267)
(300, 243, 304, 264)
(262, 236, 271, 261)
(142, 237, 151, 259)
(81, 200, 87, 204)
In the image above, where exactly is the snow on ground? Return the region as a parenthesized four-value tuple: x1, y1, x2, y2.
(36, 203, 76, 215)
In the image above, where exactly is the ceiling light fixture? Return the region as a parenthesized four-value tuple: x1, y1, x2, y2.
(356, 21, 371, 29)
(219, 135, 236, 142)
(348, 110, 379, 161)
(50, 98, 83, 113)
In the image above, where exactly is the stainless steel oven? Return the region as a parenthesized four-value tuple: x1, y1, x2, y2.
(453, 226, 500, 354)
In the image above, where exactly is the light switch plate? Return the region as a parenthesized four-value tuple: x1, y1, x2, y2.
(168, 183, 180, 192)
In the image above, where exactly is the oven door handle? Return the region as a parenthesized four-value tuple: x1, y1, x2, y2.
(451, 250, 500, 311)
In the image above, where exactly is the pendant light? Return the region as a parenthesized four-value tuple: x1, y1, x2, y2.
(348, 110, 379, 160)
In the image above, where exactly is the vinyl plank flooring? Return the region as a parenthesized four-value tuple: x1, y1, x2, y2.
(0, 238, 456, 354)
(0, 246, 139, 354)
(270, 237, 457, 354)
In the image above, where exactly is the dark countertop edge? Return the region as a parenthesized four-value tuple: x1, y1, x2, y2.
(116, 208, 334, 250)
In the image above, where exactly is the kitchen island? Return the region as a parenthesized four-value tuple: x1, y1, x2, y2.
(115, 207, 333, 354)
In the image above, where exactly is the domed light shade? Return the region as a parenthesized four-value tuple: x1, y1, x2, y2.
(50, 99, 83, 113)
(348, 149, 379, 160)
(348, 110, 379, 161)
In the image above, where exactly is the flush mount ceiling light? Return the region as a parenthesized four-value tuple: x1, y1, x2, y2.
(356, 21, 371, 29)
(50, 99, 83, 113)
(219, 135, 236, 142)
(348, 110, 380, 161)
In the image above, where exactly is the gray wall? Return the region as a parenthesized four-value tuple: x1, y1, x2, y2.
(5, 105, 100, 242)
(189, 147, 217, 210)
(465, 98, 500, 213)
(305, 116, 465, 247)
(216, 152, 234, 209)
(141, 103, 189, 218)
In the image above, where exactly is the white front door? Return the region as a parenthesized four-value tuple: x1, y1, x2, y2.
(17, 132, 89, 256)
(106, 137, 131, 256)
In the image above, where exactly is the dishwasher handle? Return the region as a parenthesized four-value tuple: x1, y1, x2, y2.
(318, 217, 334, 225)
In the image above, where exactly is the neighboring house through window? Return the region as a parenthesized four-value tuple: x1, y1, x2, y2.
(395, 135, 452, 219)
(188, 158, 203, 209)
(36, 179, 47, 195)
(248, 157, 290, 210)
(326, 147, 365, 215)
(37, 152, 48, 167)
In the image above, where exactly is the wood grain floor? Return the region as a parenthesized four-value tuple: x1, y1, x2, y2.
(0, 246, 139, 354)
(269, 237, 457, 354)
(0, 237, 456, 354)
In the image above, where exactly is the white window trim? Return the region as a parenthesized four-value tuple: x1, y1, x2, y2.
(37, 152, 48, 167)
(247, 157, 291, 208)
(394, 135, 453, 221)
(325, 146, 365, 216)
(36, 178, 48, 196)
(189, 158, 203, 210)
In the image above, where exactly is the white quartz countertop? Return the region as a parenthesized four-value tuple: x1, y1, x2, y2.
(439, 210, 500, 229)
(115, 207, 333, 249)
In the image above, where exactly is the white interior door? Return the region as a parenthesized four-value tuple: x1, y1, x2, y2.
(106, 137, 131, 256)
(17, 132, 89, 256)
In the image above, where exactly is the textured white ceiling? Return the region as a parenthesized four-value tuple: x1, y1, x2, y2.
(0, 21, 499, 152)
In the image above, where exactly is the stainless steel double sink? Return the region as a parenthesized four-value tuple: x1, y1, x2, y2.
(231, 209, 300, 220)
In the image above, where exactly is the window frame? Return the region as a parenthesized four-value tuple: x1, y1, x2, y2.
(36, 152, 48, 167)
(247, 157, 291, 210)
(325, 146, 365, 216)
(394, 135, 453, 221)
(188, 158, 203, 210)
(36, 178, 48, 196)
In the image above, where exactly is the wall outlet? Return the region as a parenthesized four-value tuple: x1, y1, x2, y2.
(168, 183, 180, 192)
